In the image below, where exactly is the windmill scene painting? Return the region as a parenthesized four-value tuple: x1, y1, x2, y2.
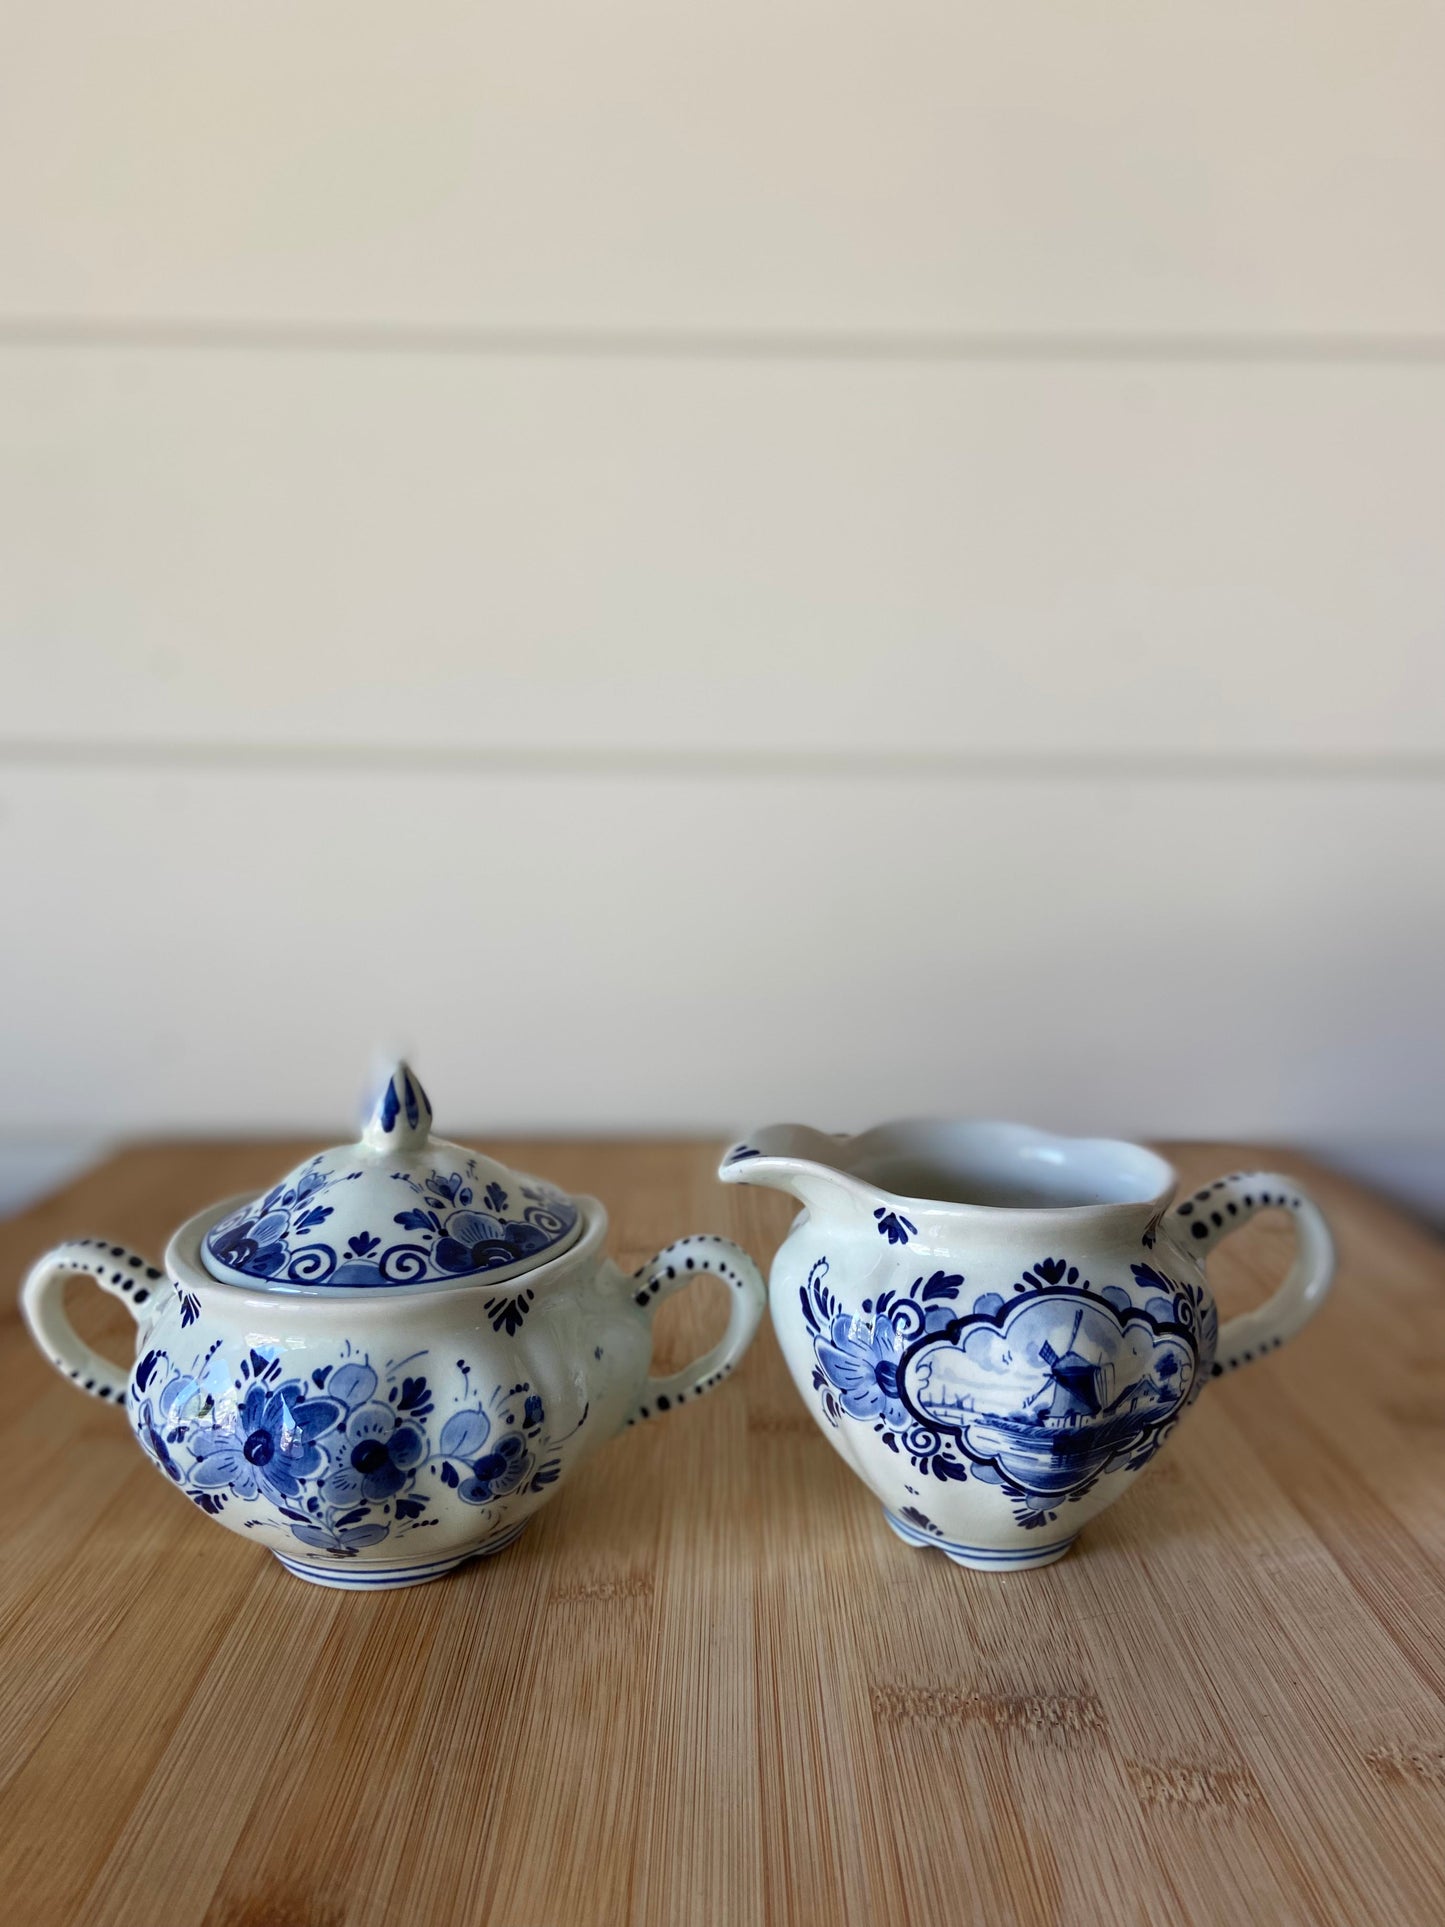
(901, 1290, 1197, 1499)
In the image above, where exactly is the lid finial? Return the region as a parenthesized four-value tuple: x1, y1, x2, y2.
(363, 1061, 433, 1153)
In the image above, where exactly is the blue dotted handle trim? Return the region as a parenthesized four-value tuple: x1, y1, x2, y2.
(20, 1238, 164, 1405)
(1171, 1173, 1335, 1375)
(625, 1235, 767, 1426)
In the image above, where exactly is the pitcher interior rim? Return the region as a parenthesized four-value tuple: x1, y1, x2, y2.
(769, 1119, 1176, 1215)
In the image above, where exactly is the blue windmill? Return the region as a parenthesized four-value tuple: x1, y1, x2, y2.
(1025, 1309, 1114, 1422)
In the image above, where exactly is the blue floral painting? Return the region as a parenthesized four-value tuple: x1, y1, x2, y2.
(128, 1341, 575, 1559)
(205, 1153, 579, 1293)
(434, 1403, 537, 1505)
(800, 1259, 970, 1487)
(813, 1314, 911, 1432)
(186, 1381, 342, 1507)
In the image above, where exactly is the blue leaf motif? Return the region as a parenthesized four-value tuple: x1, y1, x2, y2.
(340, 1523, 391, 1548)
(328, 1362, 378, 1407)
(439, 1408, 490, 1460)
(873, 1209, 917, 1246)
(919, 1271, 964, 1303)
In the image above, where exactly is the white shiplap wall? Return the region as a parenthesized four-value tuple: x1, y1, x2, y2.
(1, 5, 1442, 1215)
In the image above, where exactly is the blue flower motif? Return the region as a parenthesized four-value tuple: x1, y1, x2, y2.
(814, 1313, 910, 1431)
(186, 1381, 342, 1505)
(437, 1404, 535, 1503)
(456, 1433, 534, 1506)
(433, 1210, 551, 1275)
(209, 1207, 291, 1278)
(156, 1365, 211, 1423)
(321, 1399, 427, 1504)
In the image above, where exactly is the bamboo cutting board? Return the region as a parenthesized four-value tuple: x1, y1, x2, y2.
(2, 1139, 1444, 1927)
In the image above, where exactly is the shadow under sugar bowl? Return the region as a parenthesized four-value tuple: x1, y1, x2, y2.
(721, 1119, 1334, 1571)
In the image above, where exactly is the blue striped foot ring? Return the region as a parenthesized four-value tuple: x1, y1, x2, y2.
(273, 1520, 530, 1589)
(884, 1510, 1077, 1571)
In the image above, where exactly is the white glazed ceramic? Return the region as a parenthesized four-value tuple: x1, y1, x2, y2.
(20, 1065, 766, 1588)
(720, 1120, 1334, 1571)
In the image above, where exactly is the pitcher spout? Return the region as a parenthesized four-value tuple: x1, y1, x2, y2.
(717, 1124, 861, 1211)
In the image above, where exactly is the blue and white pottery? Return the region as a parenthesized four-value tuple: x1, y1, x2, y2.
(20, 1063, 766, 1589)
(721, 1121, 1334, 1572)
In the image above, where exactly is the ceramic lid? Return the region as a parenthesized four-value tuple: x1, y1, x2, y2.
(202, 1063, 583, 1291)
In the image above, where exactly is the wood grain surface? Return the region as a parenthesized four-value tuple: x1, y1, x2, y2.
(3, 1139, 1444, 1927)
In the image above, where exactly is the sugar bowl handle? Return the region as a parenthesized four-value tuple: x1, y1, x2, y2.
(627, 1236, 766, 1424)
(1173, 1173, 1335, 1374)
(20, 1239, 165, 1405)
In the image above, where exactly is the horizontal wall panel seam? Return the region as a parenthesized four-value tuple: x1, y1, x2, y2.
(4, 742, 1445, 785)
(8, 323, 1445, 367)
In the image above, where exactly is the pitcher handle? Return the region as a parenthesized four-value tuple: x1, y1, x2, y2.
(626, 1235, 767, 1425)
(20, 1238, 164, 1405)
(1170, 1172, 1335, 1376)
